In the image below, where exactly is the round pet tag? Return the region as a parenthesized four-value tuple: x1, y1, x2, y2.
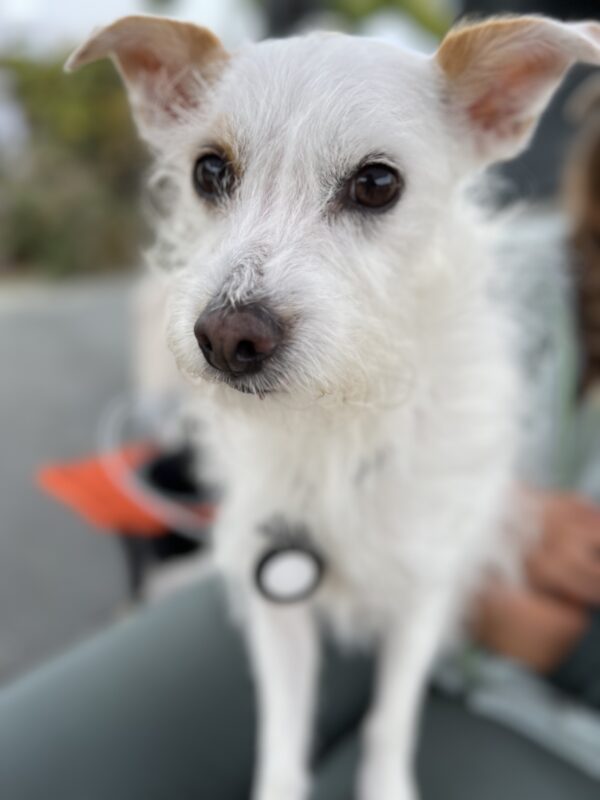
(255, 543, 324, 604)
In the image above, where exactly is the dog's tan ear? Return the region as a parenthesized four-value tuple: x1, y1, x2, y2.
(437, 16, 600, 165)
(65, 15, 227, 145)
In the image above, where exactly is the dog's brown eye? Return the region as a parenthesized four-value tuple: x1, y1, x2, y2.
(348, 164, 402, 211)
(193, 153, 234, 201)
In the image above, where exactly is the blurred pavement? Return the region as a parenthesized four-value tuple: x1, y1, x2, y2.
(0, 279, 132, 683)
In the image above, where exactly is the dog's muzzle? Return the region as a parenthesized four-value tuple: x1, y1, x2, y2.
(194, 303, 282, 378)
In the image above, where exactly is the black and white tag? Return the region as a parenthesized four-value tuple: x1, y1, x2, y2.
(255, 517, 325, 604)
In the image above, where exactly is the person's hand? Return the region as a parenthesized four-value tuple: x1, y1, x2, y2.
(526, 492, 600, 606)
(472, 489, 600, 673)
(473, 581, 589, 673)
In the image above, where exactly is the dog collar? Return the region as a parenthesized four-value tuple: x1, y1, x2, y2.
(255, 518, 325, 604)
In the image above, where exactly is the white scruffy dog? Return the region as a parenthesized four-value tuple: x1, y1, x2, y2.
(68, 15, 600, 800)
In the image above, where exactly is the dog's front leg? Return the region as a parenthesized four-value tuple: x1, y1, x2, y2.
(358, 592, 450, 800)
(247, 596, 318, 800)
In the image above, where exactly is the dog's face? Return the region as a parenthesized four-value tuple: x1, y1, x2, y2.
(159, 35, 451, 402)
(68, 16, 600, 402)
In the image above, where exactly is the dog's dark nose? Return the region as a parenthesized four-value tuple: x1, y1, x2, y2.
(194, 305, 282, 375)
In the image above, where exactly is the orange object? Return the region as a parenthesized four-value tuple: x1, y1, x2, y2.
(37, 445, 215, 537)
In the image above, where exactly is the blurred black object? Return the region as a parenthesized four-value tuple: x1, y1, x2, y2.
(143, 447, 200, 498)
(461, 1, 600, 203)
(462, 1, 596, 14)
(263, 0, 322, 35)
(119, 448, 204, 598)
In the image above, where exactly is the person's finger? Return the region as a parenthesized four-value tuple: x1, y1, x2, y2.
(564, 503, 600, 541)
(571, 532, 600, 565)
(545, 497, 600, 543)
(581, 518, 600, 549)
(545, 519, 600, 565)
(529, 551, 600, 605)
(563, 547, 600, 596)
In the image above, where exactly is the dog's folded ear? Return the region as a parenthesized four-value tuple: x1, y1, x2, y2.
(437, 15, 600, 166)
(65, 15, 228, 147)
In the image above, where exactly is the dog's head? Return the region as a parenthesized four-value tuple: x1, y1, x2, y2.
(68, 15, 600, 403)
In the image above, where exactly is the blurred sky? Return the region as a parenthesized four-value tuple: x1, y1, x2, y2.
(0, 0, 263, 54)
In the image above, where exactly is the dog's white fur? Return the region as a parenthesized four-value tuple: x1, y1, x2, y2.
(68, 16, 600, 800)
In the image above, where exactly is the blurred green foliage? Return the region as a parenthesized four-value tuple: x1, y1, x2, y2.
(334, 0, 450, 35)
(144, 0, 178, 9)
(0, 57, 146, 278)
(254, 0, 451, 36)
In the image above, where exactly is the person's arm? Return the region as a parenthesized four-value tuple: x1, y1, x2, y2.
(473, 492, 600, 703)
(526, 492, 600, 607)
(474, 581, 591, 674)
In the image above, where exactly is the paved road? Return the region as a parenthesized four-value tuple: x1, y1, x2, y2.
(0, 279, 132, 683)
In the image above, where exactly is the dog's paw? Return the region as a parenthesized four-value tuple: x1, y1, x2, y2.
(356, 752, 417, 800)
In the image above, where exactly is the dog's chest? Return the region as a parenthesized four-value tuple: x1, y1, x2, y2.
(206, 388, 512, 627)
(214, 425, 455, 603)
